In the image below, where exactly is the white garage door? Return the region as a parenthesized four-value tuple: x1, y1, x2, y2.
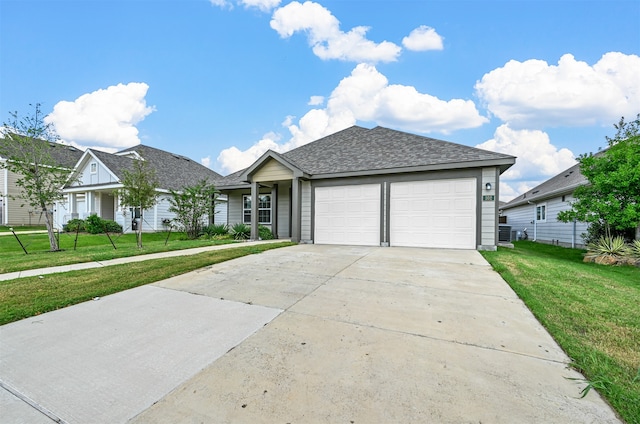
(390, 179, 476, 249)
(315, 184, 380, 246)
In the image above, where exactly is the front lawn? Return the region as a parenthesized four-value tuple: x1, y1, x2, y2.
(0, 231, 237, 274)
(481, 241, 640, 424)
(0, 241, 295, 325)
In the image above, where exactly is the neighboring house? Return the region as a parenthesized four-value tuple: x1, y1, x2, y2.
(500, 162, 589, 248)
(217, 126, 515, 250)
(0, 137, 83, 226)
(55, 145, 224, 233)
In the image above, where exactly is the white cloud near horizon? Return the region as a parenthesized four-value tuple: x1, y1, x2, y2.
(45, 82, 155, 151)
(402, 25, 444, 51)
(476, 124, 577, 201)
(216, 63, 488, 174)
(475, 52, 640, 127)
(270, 1, 402, 63)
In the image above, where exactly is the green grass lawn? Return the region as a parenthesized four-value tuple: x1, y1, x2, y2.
(481, 241, 640, 424)
(0, 241, 295, 325)
(0, 225, 46, 232)
(0, 231, 239, 274)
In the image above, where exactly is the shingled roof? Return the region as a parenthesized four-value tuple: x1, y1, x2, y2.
(219, 125, 515, 186)
(82, 145, 223, 191)
(0, 136, 83, 168)
(501, 162, 586, 210)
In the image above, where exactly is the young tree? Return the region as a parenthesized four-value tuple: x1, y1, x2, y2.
(117, 157, 159, 248)
(168, 179, 219, 239)
(0, 103, 74, 251)
(558, 114, 640, 240)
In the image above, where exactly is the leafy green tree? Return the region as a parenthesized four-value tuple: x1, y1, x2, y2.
(168, 180, 219, 239)
(558, 115, 640, 240)
(117, 157, 159, 248)
(0, 103, 75, 251)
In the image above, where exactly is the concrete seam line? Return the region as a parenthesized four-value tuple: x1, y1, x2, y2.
(0, 379, 69, 424)
(286, 310, 570, 365)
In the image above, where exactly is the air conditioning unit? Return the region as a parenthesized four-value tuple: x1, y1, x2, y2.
(498, 225, 512, 242)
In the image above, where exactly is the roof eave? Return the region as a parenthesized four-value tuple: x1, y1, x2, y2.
(309, 158, 516, 180)
(501, 181, 588, 210)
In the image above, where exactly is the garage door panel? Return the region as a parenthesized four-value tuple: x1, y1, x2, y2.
(390, 179, 476, 249)
(315, 184, 380, 246)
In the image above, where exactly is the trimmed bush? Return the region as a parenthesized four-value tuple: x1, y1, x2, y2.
(259, 225, 274, 240)
(85, 214, 123, 234)
(63, 218, 85, 233)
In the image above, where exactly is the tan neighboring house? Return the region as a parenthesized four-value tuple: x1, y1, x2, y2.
(0, 137, 83, 226)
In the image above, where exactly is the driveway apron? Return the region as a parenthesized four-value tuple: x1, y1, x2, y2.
(1, 245, 621, 423)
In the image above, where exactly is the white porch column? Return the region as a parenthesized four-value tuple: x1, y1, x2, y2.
(250, 181, 259, 241)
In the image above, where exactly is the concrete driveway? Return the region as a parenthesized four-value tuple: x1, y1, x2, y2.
(0, 244, 621, 423)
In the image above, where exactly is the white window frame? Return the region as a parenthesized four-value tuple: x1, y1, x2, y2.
(243, 194, 271, 224)
(90, 162, 97, 174)
(536, 203, 547, 222)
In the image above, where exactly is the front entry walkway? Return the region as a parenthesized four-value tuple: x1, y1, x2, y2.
(1, 245, 621, 423)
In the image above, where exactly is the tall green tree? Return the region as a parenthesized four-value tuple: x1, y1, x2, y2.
(558, 114, 640, 239)
(117, 157, 159, 248)
(168, 179, 219, 239)
(0, 103, 74, 251)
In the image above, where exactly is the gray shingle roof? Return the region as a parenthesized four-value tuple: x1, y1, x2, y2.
(0, 136, 83, 168)
(501, 162, 586, 209)
(90, 145, 223, 191)
(218, 126, 515, 187)
(283, 126, 514, 175)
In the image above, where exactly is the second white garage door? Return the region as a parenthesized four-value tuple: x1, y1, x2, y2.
(314, 184, 380, 246)
(390, 179, 476, 249)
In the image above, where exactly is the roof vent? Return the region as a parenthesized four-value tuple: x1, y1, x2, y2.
(532, 190, 539, 195)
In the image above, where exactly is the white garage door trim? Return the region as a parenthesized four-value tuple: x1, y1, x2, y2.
(390, 178, 476, 249)
(314, 184, 380, 246)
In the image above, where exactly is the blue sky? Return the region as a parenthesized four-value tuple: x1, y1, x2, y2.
(1, 0, 639, 200)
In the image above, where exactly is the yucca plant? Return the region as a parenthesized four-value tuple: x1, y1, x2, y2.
(230, 223, 251, 240)
(629, 239, 640, 258)
(588, 235, 629, 257)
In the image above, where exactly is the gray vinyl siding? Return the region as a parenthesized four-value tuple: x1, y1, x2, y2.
(276, 184, 290, 238)
(213, 197, 228, 226)
(300, 180, 311, 242)
(480, 167, 497, 247)
(502, 194, 588, 247)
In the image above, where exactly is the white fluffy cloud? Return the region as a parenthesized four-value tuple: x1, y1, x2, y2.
(240, 0, 281, 11)
(45, 82, 154, 150)
(402, 25, 444, 51)
(475, 52, 640, 127)
(308, 95, 324, 106)
(270, 1, 401, 63)
(217, 64, 487, 173)
(476, 124, 577, 200)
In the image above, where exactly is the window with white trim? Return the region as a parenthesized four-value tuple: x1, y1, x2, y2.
(243, 194, 271, 224)
(536, 204, 546, 221)
(90, 162, 97, 173)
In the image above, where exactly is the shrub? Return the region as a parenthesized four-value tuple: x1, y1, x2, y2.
(63, 218, 85, 233)
(202, 224, 228, 238)
(588, 235, 629, 257)
(230, 223, 250, 240)
(85, 214, 122, 234)
(629, 240, 640, 258)
(259, 225, 274, 240)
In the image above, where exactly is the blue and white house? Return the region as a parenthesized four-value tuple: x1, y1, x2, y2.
(55, 145, 225, 233)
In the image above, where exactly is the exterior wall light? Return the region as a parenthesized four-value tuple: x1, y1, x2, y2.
(485, 182, 492, 191)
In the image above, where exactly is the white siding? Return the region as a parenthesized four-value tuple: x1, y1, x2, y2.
(301, 180, 312, 242)
(73, 158, 118, 187)
(213, 197, 228, 226)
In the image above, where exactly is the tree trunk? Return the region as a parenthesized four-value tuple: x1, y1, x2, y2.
(43, 207, 59, 251)
(636, 223, 640, 241)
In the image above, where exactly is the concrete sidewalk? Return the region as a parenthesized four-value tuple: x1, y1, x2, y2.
(0, 239, 290, 281)
(0, 245, 622, 423)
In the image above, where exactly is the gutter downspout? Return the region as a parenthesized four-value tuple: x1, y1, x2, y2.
(572, 219, 576, 248)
